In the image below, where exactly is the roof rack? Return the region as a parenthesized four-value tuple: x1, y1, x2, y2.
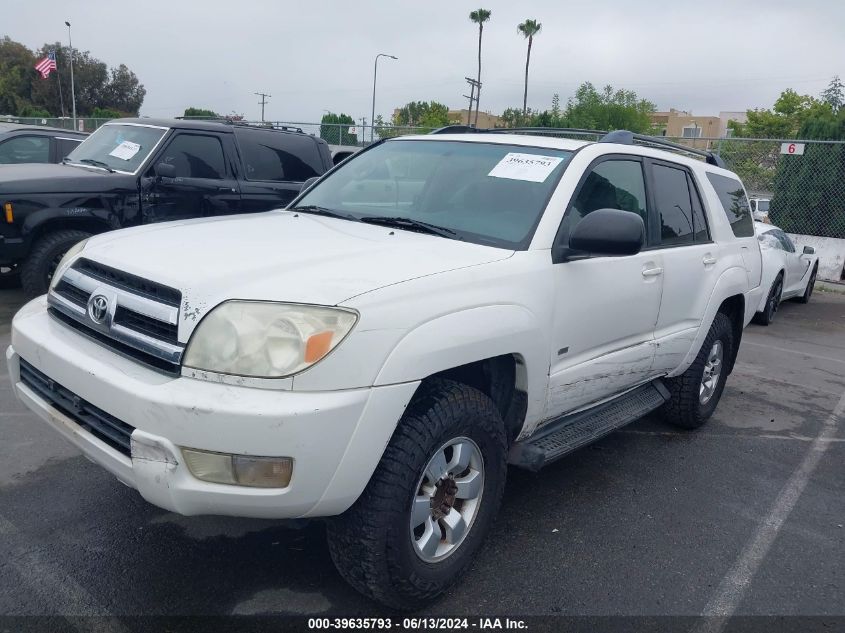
(427, 125, 727, 168)
(600, 130, 727, 168)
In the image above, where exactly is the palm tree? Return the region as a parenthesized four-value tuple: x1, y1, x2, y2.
(517, 19, 542, 118)
(469, 8, 492, 126)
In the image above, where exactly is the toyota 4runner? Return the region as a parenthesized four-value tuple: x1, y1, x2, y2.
(8, 128, 763, 609)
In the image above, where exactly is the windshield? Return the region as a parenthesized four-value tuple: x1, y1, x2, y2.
(756, 200, 770, 212)
(295, 139, 573, 249)
(65, 124, 167, 173)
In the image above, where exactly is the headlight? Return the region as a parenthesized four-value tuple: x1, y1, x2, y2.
(183, 301, 358, 378)
(49, 238, 89, 290)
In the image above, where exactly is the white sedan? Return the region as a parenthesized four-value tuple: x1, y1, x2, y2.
(754, 221, 819, 325)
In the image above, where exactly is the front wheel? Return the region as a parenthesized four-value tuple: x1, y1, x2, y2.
(752, 274, 783, 326)
(20, 230, 91, 295)
(661, 312, 734, 430)
(327, 379, 507, 610)
(795, 264, 817, 304)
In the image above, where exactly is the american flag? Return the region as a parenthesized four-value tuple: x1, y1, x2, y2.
(35, 50, 57, 79)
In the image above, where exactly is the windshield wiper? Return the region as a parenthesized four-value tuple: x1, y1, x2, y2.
(359, 216, 459, 240)
(290, 205, 360, 222)
(78, 158, 115, 173)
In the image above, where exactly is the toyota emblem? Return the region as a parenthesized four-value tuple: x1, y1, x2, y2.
(87, 294, 110, 324)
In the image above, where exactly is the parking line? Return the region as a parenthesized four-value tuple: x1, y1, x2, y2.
(695, 387, 845, 632)
(744, 340, 845, 365)
(0, 514, 128, 631)
(619, 429, 845, 443)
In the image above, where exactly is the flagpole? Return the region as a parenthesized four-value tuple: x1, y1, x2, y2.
(55, 49, 66, 119)
(65, 21, 77, 129)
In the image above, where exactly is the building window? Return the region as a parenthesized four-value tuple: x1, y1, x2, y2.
(682, 126, 702, 138)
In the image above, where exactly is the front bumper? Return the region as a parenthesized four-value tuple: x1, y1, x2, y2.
(8, 297, 419, 519)
(0, 235, 27, 265)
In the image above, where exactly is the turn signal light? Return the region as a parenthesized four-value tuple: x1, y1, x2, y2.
(3, 202, 12, 224)
(182, 448, 293, 488)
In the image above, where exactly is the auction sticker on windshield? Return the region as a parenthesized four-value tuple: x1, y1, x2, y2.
(488, 152, 564, 183)
(108, 140, 141, 161)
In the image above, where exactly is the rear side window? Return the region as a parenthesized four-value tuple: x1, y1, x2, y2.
(706, 173, 754, 237)
(235, 128, 322, 182)
(652, 164, 695, 246)
(0, 135, 50, 163)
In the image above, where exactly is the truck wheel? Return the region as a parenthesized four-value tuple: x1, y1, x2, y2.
(795, 264, 817, 304)
(20, 230, 91, 296)
(661, 312, 734, 430)
(752, 274, 782, 325)
(0, 265, 21, 289)
(327, 378, 507, 610)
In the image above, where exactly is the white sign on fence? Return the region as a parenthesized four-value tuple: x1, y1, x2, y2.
(780, 142, 805, 155)
(348, 126, 358, 135)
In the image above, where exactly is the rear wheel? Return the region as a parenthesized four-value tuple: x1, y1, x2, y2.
(753, 274, 783, 326)
(327, 379, 507, 610)
(661, 312, 734, 430)
(795, 264, 817, 304)
(20, 230, 91, 295)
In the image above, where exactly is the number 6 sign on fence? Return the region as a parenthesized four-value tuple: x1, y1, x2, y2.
(780, 142, 806, 155)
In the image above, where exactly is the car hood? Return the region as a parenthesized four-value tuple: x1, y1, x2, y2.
(0, 163, 135, 194)
(81, 211, 513, 329)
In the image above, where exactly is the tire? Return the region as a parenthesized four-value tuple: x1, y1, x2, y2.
(661, 312, 734, 430)
(795, 264, 817, 304)
(0, 265, 21, 290)
(20, 230, 91, 296)
(327, 378, 507, 610)
(752, 273, 783, 326)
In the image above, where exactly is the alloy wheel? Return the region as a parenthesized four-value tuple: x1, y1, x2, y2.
(699, 340, 724, 405)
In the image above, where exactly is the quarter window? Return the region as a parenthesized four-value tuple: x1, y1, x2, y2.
(0, 136, 50, 163)
(561, 160, 648, 244)
(235, 128, 322, 182)
(706, 173, 754, 237)
(159, 134, 226, 179)
(652, 164, 695, 246)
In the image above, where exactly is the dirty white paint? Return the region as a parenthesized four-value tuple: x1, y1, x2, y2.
(787, 233, 845, 282)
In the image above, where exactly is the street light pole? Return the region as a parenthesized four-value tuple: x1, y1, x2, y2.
(65, 21, 77, 129)
(371, 53, 397, 143)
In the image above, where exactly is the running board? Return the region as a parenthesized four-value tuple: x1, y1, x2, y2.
(508, 380, 671, 472)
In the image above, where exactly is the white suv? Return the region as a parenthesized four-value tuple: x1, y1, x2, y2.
(7, 129, 762, 608)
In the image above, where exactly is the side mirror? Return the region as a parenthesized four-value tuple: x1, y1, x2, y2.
(154, 162, 176, 180)
(803, 245, 815, 255)
(566, 208, 645, 258)
(300, 176, 320, 192)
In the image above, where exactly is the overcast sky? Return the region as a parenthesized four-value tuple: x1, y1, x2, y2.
(6, 0, 844, 124)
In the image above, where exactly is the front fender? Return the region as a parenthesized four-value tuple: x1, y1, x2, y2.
(375, 304, 549, 428)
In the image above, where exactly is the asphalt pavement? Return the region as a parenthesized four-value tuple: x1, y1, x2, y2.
(0, 287, 842, 623)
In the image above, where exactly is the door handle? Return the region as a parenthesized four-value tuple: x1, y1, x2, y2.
(217, 186, 237, 193)
(702, 255, 717, 265)
(642, 267, 663, 277)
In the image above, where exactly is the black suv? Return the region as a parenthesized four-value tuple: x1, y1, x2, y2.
(0, 122, 87, 165)
(0, 118, 333, 293)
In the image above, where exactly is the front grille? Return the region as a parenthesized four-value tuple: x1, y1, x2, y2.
(48, 259, 185, 375)
(113, 306, 178, 344)
(19, 358, 135, 456)
(75, 258, 181, 307)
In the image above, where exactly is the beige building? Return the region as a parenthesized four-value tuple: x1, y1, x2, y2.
(447, 109, 503, 128)
(649, 109, 749, 148)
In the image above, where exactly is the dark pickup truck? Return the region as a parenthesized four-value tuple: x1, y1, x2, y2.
(0, 118, 333, 294)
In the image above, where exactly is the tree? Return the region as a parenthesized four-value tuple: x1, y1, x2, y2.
(392, 101, 450, 128)
(821, 75, 844, 113)
(564, 82, 655, 132)
(517, 19, 542, 116)
(728, 88, 831, 138)
(183, 107, 219, 119)
(0, 36, 36, 115)
(100, 64, 145, 114)
(469, 8, 491, 126)
(320, 112, 358, 145)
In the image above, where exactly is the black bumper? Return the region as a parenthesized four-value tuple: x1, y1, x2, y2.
(0, 236, 27, 265)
